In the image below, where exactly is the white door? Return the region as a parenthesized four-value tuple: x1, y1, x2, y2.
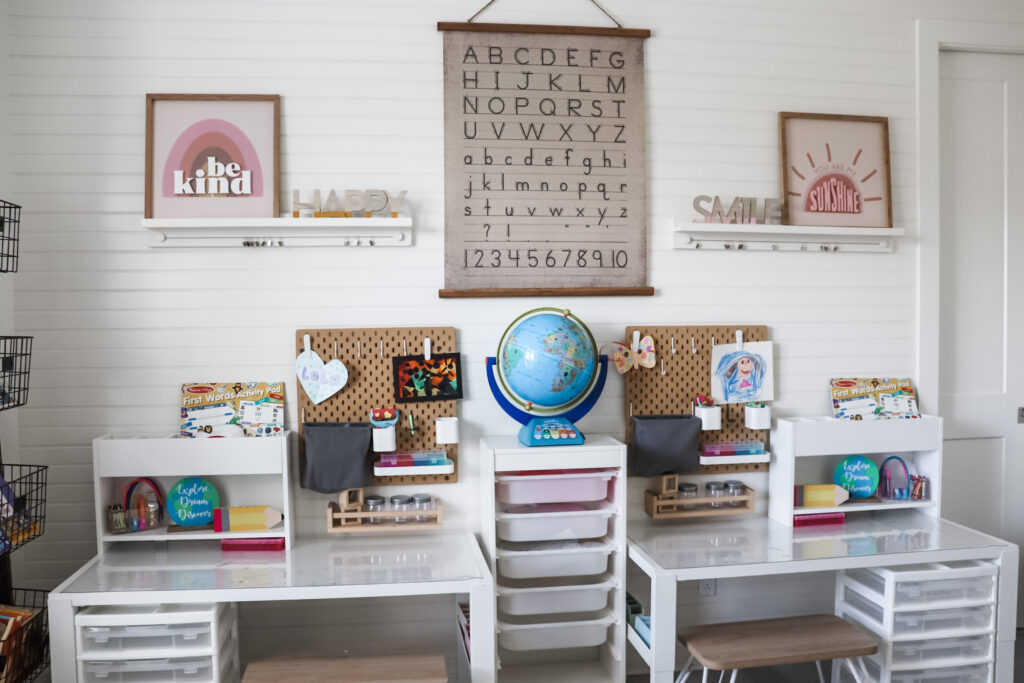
(938, 51, 1024, 605)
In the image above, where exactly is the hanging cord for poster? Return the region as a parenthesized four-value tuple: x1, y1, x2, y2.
(467, 0, 623, 27)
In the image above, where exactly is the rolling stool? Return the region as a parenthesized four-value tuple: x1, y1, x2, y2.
(674, 614, 878, 683)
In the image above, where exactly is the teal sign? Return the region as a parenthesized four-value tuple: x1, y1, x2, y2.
(834, 456, 879, 499)
(167, 477, 220, 527)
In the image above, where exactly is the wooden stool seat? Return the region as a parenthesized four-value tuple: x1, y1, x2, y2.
(242, 653, 448, 683)
(676, 614, 877, 683)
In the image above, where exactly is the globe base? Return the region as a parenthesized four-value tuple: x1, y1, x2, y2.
(517, 417, 585, 447)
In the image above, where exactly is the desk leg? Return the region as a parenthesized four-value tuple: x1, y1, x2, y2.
(650, 573, 678, 683)
(469, 580, 496, 683)
(48, 592, 76, 682)
(995, 546, 1019, 683)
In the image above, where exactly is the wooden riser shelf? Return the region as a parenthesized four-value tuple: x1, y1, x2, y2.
(644, 488, 755, 520)
(326, 500, 444, 533)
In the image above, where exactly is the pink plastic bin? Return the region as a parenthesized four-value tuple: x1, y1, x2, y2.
(495, 470, 614, 505)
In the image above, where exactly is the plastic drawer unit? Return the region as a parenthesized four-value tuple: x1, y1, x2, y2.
(495, 501, 615, 542)
(497, 574, 616, 615)
(888, 633, 992, 668)
(839, 587, 995, 639)
(75, 603, 239, 683)
(496, 540, 614, 579)
(495, 470, 615, 505)
(497, 610, 616, 651)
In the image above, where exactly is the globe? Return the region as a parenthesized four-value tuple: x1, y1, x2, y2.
(497, 308, 598, 413)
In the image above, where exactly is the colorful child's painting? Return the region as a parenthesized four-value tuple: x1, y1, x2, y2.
(393, 353, 463, 403)
(710, 341, 774, 404)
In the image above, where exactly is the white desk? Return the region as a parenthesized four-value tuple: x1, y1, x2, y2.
(627, 511, 1018, 683)
(48, 532, 495, 683)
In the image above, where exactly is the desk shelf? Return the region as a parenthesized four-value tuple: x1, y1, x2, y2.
(769, 417, 942, 526)
(93, 434, 293, 554)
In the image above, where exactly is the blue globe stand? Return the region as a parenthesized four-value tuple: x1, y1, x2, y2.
(486, 355, 609, 447)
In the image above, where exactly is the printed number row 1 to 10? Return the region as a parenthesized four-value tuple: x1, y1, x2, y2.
(464, 248, 629, 269)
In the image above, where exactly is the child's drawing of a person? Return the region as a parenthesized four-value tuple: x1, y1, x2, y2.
(714, 350, 766, 403)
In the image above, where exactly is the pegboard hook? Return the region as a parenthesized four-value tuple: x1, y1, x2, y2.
(357, 340, 361, 358)
(671, 337, 676, 354)
(334, 341, 338, 358)
(424, 338, 432, 361)
(691, 337, 696, 354)
(661, 358, 666, 376)
(303, 334, 312, 354)
(403, 340, 407, 355)
(380, 339, 383, 358)
(736, 329, 743, 350)
(629, 402, 633, 416)
(631, 330, 640, 354)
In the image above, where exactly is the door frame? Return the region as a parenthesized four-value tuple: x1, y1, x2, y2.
(916, 19, 1024, 412)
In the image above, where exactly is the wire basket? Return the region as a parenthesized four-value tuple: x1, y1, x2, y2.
(0, 201, 21, 274)
(0, 338, 32, 413)
(0, 588, 49, 683)
(0, 466, 47, 555)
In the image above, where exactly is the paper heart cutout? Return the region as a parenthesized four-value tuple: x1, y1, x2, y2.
(296, 350, 348, 404)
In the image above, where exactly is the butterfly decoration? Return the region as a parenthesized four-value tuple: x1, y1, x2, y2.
(605, 334, 656, 374)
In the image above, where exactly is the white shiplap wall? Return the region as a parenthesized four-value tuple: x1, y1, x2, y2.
(6, 0, 1024, 674)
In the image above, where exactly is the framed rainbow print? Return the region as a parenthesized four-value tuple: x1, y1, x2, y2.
(779, 112, 892, 228)
(145, 94, 280, 219)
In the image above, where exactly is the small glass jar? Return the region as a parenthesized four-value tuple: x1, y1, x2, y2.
(725, 480, 746, 506)
(411, 493, 434, 523)
(390, 494, 412, 524)
(678, 482, 698, 510)
(706, 481, 726, 508)
(365, 495, 386, 524)
(108, 504, 129, 535)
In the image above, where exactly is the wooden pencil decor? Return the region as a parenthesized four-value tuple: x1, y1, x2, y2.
(624, 325, 771, 475)
(296, 327, 460, 485)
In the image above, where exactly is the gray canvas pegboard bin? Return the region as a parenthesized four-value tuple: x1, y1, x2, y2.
(295, 327, 460, 485)
(624, 325, 771, 475)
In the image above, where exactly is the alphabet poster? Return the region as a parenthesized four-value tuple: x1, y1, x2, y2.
(439, 24, 650, 294)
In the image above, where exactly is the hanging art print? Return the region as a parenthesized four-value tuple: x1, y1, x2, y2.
(393, 353, 463, 402)
(779, 112, 892, 228)
(710, 341, 775, 404)
(145, 94, 280, 218)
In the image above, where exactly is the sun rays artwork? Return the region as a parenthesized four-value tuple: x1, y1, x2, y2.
(146, 94, 280, 218)
(779, 112, 893, 228)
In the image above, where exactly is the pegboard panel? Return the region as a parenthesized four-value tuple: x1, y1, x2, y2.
(624, 325, 770, 476)
(296, 327, 459, 485)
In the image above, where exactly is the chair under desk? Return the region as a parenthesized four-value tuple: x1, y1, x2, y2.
(626, 511, 1018, 683)
(48, 532, 495, 683)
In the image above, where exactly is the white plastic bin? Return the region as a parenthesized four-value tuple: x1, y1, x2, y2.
(81, 622, 213, 654)
(496, 540, 614, 579)
(497, 610, 615, 651)
(81, 656, 214, 682)
(889, 633, 992, 667)
(496, 502, 614, 542)
(497, 574, 615, 615)
(862, 657, 991, 683)
(495, 470, 614, 505)
(841, 587, 994, 637)
(846, 561, 997, 608)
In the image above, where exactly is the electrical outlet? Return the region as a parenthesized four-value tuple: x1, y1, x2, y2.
(698, 579, 717, 598)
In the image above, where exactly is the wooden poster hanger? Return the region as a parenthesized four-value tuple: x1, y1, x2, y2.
(438, 0, 651, 38)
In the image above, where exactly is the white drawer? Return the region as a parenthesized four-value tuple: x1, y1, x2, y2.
(840, 587, 994, 638)
(888, 633, 992, 669)
(498, 610, 615, 651)
(862, 657, 992, 683)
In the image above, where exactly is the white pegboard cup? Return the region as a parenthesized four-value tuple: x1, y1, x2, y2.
(435, 417, 459, 444)
(372, 426, 397, 452)
(744, 404, 771, 430)
(694, 405, 722, 431)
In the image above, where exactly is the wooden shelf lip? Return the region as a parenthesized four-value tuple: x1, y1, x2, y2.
(677, 224, 906, 238)
(142, 216, 413, 248)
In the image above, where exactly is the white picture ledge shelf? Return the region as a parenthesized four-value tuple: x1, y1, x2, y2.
(142, 216, 413, 248)
(674, 224, 906, 253)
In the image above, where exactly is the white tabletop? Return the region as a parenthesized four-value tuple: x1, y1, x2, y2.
(55, 532, 490, 599)
(627, 511, 1016, 579)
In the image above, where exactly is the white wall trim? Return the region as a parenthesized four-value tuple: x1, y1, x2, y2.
(916, 19, 1024, 413)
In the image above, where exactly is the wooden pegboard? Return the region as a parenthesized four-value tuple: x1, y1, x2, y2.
(624, 325, 771, 475)
(296, 327, 459, 486)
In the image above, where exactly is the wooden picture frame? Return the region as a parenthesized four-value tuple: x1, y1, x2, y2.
(779, 112, 892, 228)
(145, 94, 280, 219)
(393, 353, 463, 403)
